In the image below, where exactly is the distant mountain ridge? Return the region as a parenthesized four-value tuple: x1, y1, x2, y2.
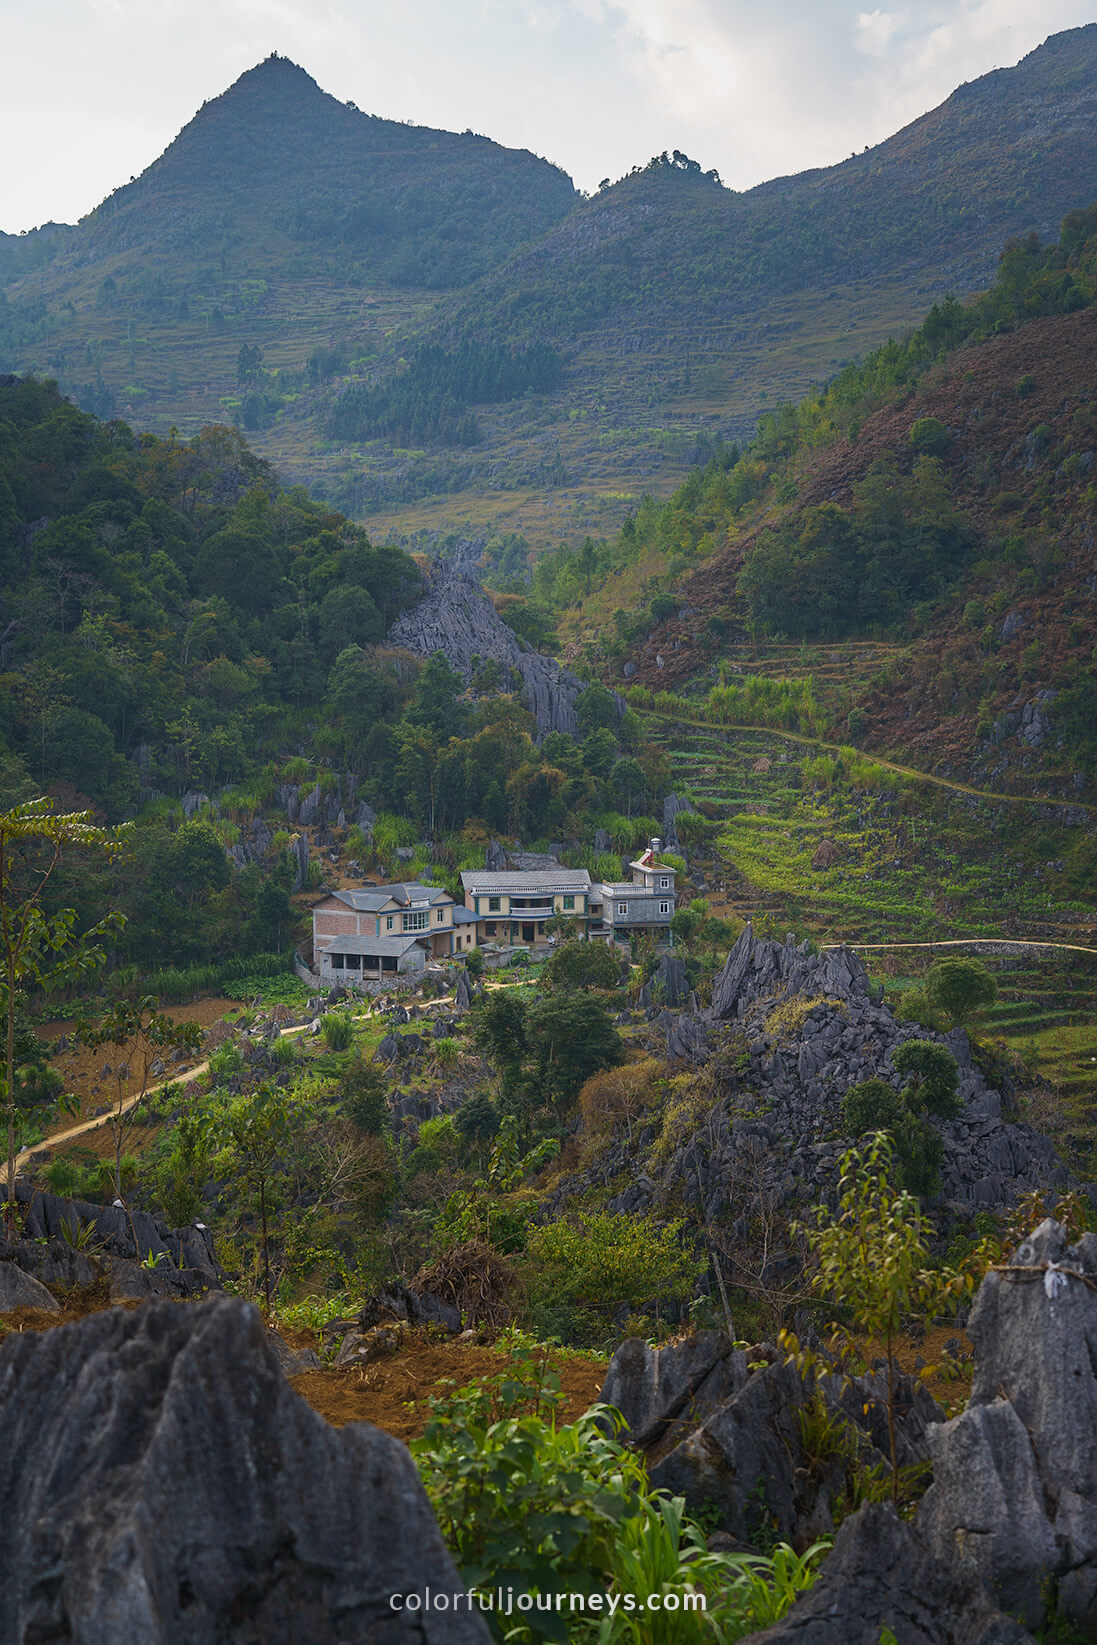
(3, 32, 1097, 548)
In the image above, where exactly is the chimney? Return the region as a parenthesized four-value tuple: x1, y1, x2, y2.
(651, 837, 661, 856)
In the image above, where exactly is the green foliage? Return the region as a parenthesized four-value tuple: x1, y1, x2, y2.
(908, 416, 950, 455)
(841, 1078, 902, 1136)
(892, 1040, 961, 1119)
(411, 1348, 823, 1642)
(541, 939, 621, 993)
(799, 1133, 942, 1503)
(924, 957, 998, 1026)
(321, 1011, 354, 1051)
(339, 1054, 389, 1134)
(328, 341, 563, 447)
(522, 1211, 700, 1345)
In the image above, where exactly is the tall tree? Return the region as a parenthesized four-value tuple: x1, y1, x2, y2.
(0, 799, 125, 1221)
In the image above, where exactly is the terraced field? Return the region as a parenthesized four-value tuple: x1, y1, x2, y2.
(648, 712, 1097, 1156)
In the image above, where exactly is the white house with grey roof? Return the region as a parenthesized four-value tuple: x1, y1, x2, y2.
(461, 843, 677, 950)
(460, 868, 593, 950)
(312, 881, 475, 984)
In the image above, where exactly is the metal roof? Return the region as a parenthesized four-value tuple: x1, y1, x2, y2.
(319, 934, 429, 957)
(461, 870, 591, 894)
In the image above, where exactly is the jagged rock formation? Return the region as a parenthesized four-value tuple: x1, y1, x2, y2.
(920, 1218, 1097, 1630)
(12, 1180, 221, 1277)
(601, 1332, 941, 1552)
(745, 1217, 1097, 1641)
(743, 1503, 1032, 1644)
(389, 564, 586, 738)
(0, 1296, 489, 1643)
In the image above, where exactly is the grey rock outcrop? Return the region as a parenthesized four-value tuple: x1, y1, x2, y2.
(742, 1502, 1033, 1644)
(12, 1182, 221, 1279)
(0, 1261, 60, 1312)
(650, 951, 689, 1008)
(389, 564, 588, 739)
(919, 1218, 1097, 1631)
(0, 1296, 490, 1644)
(599, 1331, 748, 1447)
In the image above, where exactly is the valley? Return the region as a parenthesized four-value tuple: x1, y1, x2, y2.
(3, 27, 1097, 1643)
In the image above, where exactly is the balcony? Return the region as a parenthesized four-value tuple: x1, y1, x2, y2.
(506, 906, 553, 921)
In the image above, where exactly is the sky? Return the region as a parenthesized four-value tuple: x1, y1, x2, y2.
(2, 0, 1096, 233)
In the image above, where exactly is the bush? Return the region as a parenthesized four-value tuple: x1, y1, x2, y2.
(321, 1012, 354, 1051)
(411, 1351, 824, 1641)
(842, 1078, 902, 1136)
(892, 1039, 961, 1120)
(541, 938, 621, 993)
(340, 1056, 389, 1134)
(924, 957, 997, 1026)
(909, 416, 950, 455)
(522, 1210, 700, 1345)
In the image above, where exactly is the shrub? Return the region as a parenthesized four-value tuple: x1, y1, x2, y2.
(340, 1056, 389, 1134)
(842, 1078, 902, 1136)
(522, 1210, 700, 1345)
(892, 1040, 961, 1119)
(321, 1012, 354, 1051)
(542, 937, 620, 993)
(578, 1058, 665, 1142)
(924, 957, 997, 1026)
(909, 416, 950, 455)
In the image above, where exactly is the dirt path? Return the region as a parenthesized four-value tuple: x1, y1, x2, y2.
(644, 710, 1097, 816)
(830, 937, 1097, 958)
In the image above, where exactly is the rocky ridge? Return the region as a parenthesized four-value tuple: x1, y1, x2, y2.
(548, 924, 1068, 1234)
(389, 562, 588, 738)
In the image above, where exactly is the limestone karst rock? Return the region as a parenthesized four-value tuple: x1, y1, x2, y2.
(0, 1295, 489, 1644)
(388, 564, 588, 739)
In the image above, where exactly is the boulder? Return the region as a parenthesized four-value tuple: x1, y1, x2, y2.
(266, 1333, 322, 1375)
(0, 1261, 59, 1313)
(0, 1296, 490, 1643)
(599, 1331, 748, 1447)
(742, 1503, 1033, 1644)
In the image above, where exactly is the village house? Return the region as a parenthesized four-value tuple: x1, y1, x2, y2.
(459, 867, 594, 949)
(311, 881, 476, 984)
(460, 840, 678, 952)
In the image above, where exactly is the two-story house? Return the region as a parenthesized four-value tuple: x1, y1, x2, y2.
(459, 869, 593, 950)
(312, 882, 475, 984)
(590, 842, 677, 941)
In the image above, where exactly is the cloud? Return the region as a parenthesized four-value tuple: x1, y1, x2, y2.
(856, 10, 903, 57)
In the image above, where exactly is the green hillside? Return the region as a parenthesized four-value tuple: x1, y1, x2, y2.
(5, 33, 1097, 552)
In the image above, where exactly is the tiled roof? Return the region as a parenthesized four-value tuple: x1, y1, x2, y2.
(461, 870, 591, 894)
(332, 882, 451, 912)
(319, 933, 428, 957)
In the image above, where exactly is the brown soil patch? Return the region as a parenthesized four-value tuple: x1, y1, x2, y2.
(840, 1322, 974, 1409)
(290, 1337, 608, 1442)
(31, 998, 237, 1136)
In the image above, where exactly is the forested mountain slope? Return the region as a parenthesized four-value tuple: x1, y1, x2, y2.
(550, 206, 1097, 797)
(3, 33, 1097, 551)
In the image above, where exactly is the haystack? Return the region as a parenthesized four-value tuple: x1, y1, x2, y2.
(751, 757, 772, 775)
(415, 1239, 517, 1329)
(812, 839, 840, 869)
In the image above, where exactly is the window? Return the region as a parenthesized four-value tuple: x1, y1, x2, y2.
(332, 954, 345, 969)
(386, 915, 394, 931)
(659, 901, 671, 916)
(488, 896, 501, 912)
(402, 910, 429, 932)
(617, 903, 628, 918)
(660, 877, 670, 889)
(436, 907, 445, 922)
(563, 895, 574, 910)
(455, 936, 462, 950)
(485, 922, 496, 937)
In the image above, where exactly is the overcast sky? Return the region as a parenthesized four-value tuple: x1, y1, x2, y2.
(2, 0, 1095, 233)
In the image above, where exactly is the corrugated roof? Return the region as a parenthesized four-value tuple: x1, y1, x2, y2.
(319, 934, 429, 957)
(461, 870, 591, 894)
